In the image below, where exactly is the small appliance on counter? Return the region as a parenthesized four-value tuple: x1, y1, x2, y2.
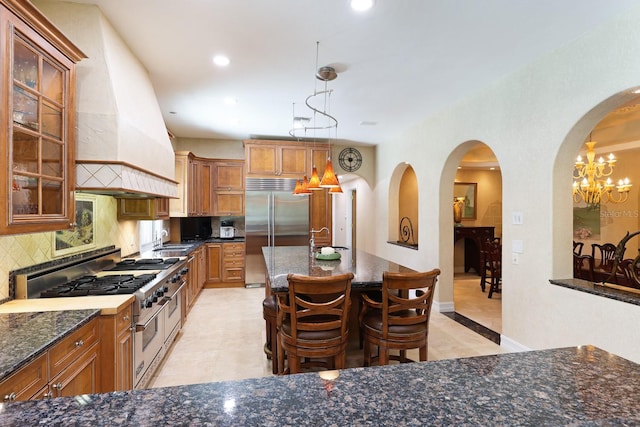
(220, 220, 235, 239)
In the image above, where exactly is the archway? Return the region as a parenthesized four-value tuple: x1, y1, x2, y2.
(554, 89, 640, 279)
(441, 140, 503, 341)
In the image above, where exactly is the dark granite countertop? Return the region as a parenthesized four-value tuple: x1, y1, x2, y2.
(1, 346, 639, 426)
(0, 309, 100, 382)
(263, 246, 416, 293)
(549, 278, 640, 307)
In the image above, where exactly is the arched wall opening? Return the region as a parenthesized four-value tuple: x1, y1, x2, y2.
(553, 89, 640, 278)
(388, 163, 418, 247)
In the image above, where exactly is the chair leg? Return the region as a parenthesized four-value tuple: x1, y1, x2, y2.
(363, 339, 371, 367)
(379, 346, 389, 366)
(419, 345, 427, 362)
(277, 335, 285, 375)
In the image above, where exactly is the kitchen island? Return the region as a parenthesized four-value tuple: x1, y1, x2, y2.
(1, 346, 639, 425)
(262, 246, 416, 293)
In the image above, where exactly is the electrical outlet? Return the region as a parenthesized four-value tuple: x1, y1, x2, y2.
(512, 252, 519, 264)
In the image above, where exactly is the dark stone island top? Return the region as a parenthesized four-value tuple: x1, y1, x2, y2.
(0, 309, 100, 381)
(263, 246, 416, 293)
(2, 346, 640, 426)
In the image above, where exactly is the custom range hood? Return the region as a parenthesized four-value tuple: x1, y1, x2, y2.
(34, 0, 178, 198)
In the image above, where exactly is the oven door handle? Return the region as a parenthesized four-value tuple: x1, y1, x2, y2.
(135, 306, 164, 332)
(162, 281, 186, 304)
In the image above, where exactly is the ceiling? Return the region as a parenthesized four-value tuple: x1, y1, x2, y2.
(45, 0, 638, 150)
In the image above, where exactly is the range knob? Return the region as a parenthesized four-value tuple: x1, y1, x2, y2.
(180, 267, 189, 275)
(144, 298, 153, 308)
(171, 275, 180, 283)
(155, 289, 165, 298)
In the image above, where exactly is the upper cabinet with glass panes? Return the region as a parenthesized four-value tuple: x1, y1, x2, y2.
(1, 0, 85, 235)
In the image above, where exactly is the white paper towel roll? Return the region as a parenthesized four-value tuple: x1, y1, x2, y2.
(320, 247, 335, 255)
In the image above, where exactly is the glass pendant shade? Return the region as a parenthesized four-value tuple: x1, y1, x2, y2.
(293, 179, 303, 195)
(329, 185, 343, 194)
(301, 175, 312, 194)
(319, 158, 340, 188)
(308, 166, 322, 190)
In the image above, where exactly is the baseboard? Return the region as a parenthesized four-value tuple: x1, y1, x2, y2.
(434, 300, 454, 313)
(500, 335, 531, 352)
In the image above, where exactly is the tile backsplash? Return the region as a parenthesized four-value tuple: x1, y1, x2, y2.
(0, 195, 138, 300)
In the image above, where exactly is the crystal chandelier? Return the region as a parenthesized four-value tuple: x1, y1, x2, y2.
(572, 140, 631, 205)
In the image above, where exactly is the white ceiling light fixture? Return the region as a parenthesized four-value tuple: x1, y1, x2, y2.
(350, 0, 375, 12)
(213, 55, 230, 67)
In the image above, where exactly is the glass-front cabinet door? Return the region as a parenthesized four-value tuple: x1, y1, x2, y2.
(0, 1, 84, 235)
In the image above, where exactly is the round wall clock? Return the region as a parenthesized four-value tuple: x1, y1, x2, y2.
(338, 147, 363, 172)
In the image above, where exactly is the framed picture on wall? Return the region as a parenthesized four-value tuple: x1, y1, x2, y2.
(53, 193, 97, 257)
(453, 182, 477, 220)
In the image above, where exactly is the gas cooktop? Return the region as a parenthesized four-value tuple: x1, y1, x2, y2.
(39, 273, 157, 298)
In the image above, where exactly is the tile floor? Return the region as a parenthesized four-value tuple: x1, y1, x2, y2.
(149, 276, 504, 388)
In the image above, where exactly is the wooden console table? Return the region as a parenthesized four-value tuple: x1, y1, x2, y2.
(454, 226, 495, 275)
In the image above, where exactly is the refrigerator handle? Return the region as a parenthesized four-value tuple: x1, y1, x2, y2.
(268, 192, 273, 247)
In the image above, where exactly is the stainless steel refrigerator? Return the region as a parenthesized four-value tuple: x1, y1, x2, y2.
(245, 178, 309, 286)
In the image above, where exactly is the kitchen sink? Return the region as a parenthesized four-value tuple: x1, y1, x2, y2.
(152, 244, 193, 251)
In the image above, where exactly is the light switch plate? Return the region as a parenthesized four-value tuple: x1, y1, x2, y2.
(512, 239, 524, 253)
(512, 211, 523, 225)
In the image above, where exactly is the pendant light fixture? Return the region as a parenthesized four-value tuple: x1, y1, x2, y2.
(289, 41, 342, 193)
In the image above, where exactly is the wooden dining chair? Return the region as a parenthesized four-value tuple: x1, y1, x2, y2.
(277, 272, 354, 375)
(480, 238, 501, 296)
(591, 243, 620, 276)
(360, 269, 440, 366)
(573, 241, 584, 256)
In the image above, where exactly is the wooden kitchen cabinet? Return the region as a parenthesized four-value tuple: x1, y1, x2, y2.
(0, 353, 48, 402)
(205, 241, 245, 288)
(98, 302, 133, 392)
(214, 161, 244, 190)
(245, 140, 308, 178)
(185, 245, 206, 313)
(170, 151, 217, 217)
(48, 341, 100, 398)
(222, 242, 246, 284)
(308, 146, 330, 178)
(213, 160, 245, 216)
(0, 316, 102, 402)
(116, 197, 170, 221)
(0, 0, 85, 235)
(205, 243, 223, 285)
(310, 189, 332, 247)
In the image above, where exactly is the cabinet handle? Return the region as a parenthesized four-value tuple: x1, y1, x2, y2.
(74, 339, 84, 348)
(3, 392, 16, 402)
(123, 315, 130, 321)
(43, 391, 53, 399)
(52, 382, 63, 396)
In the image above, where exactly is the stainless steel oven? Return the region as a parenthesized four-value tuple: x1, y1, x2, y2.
(134, 305, 165, 388)
(14, 248, 189, 390)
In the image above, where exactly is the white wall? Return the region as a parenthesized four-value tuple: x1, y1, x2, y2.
(360, 5, 640, 362)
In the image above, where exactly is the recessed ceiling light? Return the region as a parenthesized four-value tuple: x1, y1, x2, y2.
(213, 55, 230, 67)
(350, 0, 374, 12)
(224, 97, 238, 105)
(169, 111, 177, 115)
(359, 121, 377, 126)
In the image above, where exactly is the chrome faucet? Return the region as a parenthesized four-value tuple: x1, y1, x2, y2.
(310, 227, 330, 255)
(155, 229, 169, 249)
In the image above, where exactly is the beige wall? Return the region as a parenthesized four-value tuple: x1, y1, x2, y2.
(363, 4, 640, 363)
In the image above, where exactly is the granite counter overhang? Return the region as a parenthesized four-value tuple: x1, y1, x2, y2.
(1, 346, 639, 426)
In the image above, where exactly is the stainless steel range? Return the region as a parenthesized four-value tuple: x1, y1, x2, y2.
(15, 248, 189, 389)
